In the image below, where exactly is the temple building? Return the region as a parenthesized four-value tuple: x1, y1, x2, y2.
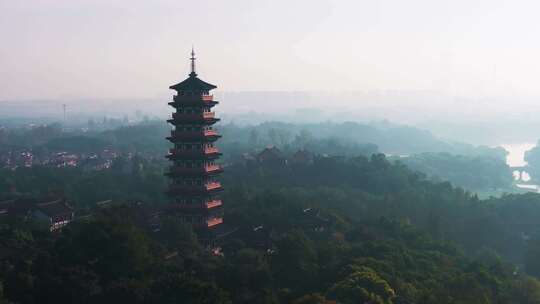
(0, 197, 74, 232)
(166, 49, 224, 242)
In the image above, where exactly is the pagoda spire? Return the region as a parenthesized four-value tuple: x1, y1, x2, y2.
(190, 46, 197, 77)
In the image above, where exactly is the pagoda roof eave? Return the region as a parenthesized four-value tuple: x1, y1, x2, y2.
(170, 74, 217, 92)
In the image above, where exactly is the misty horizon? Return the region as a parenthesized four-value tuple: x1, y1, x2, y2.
(4, 0, 540, 100)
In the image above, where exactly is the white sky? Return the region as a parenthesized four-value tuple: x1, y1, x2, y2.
(2, 0, 540, 100)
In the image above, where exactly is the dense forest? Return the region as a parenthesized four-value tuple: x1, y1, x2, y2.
(398, 152, 512, 191)
(1, 122, 540, 303)
(2, 152, 540, 302)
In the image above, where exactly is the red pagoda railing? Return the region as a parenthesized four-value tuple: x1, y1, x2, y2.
(168, 181, 222, 194)
(206, 181, 221, 190)
(167, 147, 220, 159)
(167, 165, 222, 175)
(204, 147, 219, 154)
(204, 129, 219, 137)
(170, 199, 222, 209)
(172, 95, 215, 104)
(169, 130, 220, 139)
(171, 112, 216, 121)
(206, 199, 222, 209)
(207, 217, 223, 227)
(204, 164, 221, 172)
(203, 112, 215, 119)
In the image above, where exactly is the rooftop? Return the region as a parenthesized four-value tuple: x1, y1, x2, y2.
(169, 73, 217, 92)
(36, 199, 73, 217)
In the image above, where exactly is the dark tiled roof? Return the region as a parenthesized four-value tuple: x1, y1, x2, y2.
(293, 149, 312, 158)
(36, 199, 73, 217)
(0, 197, 74, 218)
(6, 199, 35, 216)
(291, 149, 314, 162)
(169, 73, 217, 92)
(258, 146, 285, 161)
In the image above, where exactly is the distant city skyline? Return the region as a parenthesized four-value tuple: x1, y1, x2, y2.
(3, 0, 540, 101)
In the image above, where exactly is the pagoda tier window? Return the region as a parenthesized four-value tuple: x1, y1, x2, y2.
(176, 125, 202, 131)
(177, 161, 204, 168)
(178, 198, 204, 204)
(175, 178, 203, 185)
(177, 107, 203, 114)
(175, 143, 203, 149)
(178, 91, 196, 96)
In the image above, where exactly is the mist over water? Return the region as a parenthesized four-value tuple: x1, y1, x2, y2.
(501, 142, 536, 168)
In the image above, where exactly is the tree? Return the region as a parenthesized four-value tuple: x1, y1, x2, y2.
(151, 273, 231, 304)
(0, 281, 8, 304)
(32, 264, 102, 304)
(327, 266, 395, 304)
(159, 215, 200, 256)
(525, 142, 540, 179)
(293, 293, 335, 304)
(221, 248, 274, 303)
(249, 129, 260, 148)
(526, 238, 540, 278)
(267, 129, 280, 146)
(294, 130, 313, 148)
(510, 277, 540, 304)
(56, 208, 153, 282)
(272, 230, 318, 293)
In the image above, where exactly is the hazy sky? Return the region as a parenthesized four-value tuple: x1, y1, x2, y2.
(2, 0, 540, 100)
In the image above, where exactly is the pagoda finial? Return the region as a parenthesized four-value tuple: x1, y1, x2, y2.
(190, 46, 197, 77)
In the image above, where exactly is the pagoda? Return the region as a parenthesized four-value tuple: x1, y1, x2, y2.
(166, 49, 224, 241)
